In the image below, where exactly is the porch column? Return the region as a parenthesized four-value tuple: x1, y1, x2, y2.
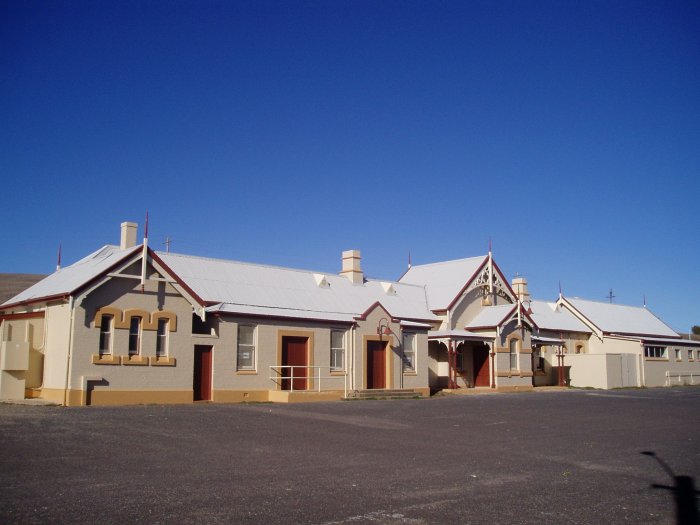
(448, 339, 454, 389)
(489, 341, 496, 388)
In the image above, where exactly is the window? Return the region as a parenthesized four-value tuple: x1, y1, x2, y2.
(675, 349, 681, 361)
(128, 317, 142, 356)
(99, 315, 113, 355)
(688, 350, 693, 361)
(156, 319, 169, 357)
(509, 339, 518, 370)
(575, 345, 583, 354)
(330, 330, 345, 371)
(237, 325, 256, 370)
(644, 346, 666, 359)
(402, 333, 416, 372)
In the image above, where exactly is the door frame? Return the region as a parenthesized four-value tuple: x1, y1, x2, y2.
(363, 335, 392, 390)
(473, 344, 490, 387)
(193, 345, 213, 401)
(276, 330, 314, 390)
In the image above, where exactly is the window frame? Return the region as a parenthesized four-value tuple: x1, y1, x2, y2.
(237, 324, 257, 371)
(509, 338, 519, 370)
(644, 345, 667, 359)
(156, 318, 169, 358)
(402, 332, 416, 373)
(128, 316, 142, 356)
(330, 330, 345, 371)
(99, 314, 114, 356)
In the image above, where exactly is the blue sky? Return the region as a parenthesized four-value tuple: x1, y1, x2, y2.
(1, 1, 698, 331)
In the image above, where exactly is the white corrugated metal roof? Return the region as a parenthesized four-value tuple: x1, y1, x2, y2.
(1, 245, 138, 307)
(206, 303, 355, 323)
(565, 297, 678, 338)
(465, 304, 514, 328)
(529, 300, 590, 333)
(399, 256, 487, 310)
(158, 251, 437, 322)
(428, 329, 492, 340)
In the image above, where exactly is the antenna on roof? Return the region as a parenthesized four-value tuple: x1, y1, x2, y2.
(140, 211, 149, 293)
(164, 236, 173, 254)
(56, 243, 62, 271)
(488, 238, 494, 295)
(606, 288, 616, 304)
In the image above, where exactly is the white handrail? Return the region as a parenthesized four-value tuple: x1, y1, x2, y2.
(269, 365, 347, 398)
(665, 370, 696, 386)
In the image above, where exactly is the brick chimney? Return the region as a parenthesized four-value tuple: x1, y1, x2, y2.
(340, 250, 364, 284)
(120, 222, 138, 250)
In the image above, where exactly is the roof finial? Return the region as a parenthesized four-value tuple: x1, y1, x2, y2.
(141, 211, 149, 293)
(488, 237, 492, 254)
(56, 243, 62, 271)
(558, 280, 563, 300)
(643, 294, 647, 308)
(408, 251, 412, 269)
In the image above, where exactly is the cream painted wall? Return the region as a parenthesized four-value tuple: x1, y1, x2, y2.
(43, 303, 72, 390)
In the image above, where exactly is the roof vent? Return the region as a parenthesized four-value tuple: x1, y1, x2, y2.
(314, 274, 330, 288)
(381, 282, 396, 295)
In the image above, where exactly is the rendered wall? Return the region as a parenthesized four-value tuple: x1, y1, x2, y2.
(72, 269, 196, 398)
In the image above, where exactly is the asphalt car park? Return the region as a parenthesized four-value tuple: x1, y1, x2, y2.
(1, 387, 698, 524)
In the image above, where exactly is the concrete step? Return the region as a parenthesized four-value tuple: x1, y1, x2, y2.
(349, 389, 421, 400)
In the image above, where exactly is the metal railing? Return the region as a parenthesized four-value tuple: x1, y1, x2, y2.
(269, 366, 347, 398)
(665, 371, 697, 386)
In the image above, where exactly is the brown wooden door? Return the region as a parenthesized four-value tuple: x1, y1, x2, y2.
(366, 340, 386, 389)
(194, 345, 213, 401)
(282, 337, 307, 391)
(473, 345, 490, 387)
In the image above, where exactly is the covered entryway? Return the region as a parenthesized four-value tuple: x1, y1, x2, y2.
(473, 344, 490, 387)
(366, 340, 387, 389)
(193, 345, 213, 401)
(281, 336, 308, 391)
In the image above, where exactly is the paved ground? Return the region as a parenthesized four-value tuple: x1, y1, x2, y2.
(1, 388, 699, 524)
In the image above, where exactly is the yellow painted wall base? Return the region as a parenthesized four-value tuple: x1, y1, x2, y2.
(212, 390, 270, 403)
(34, 387, 426, 406)
(24, 388, 42, 399)
(88, 390, 193, 406)
(268, 390, 346, 403)
(496, 385, 534, 393)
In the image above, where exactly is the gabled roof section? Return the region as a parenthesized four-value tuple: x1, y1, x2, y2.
(1, 245, 141, 309)
(399, 256, 487, 310)
(156, 251, 437, 323)
(560, 297, 678, 338)
(465, 303, 537, 330)
(529, 300, 591, 333)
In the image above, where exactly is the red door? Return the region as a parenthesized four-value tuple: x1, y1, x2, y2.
(366, 341, 386, 389)
(473, 345, 490, 387)
(193, 345, 213, 401)
(282, 337, 307, 391)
